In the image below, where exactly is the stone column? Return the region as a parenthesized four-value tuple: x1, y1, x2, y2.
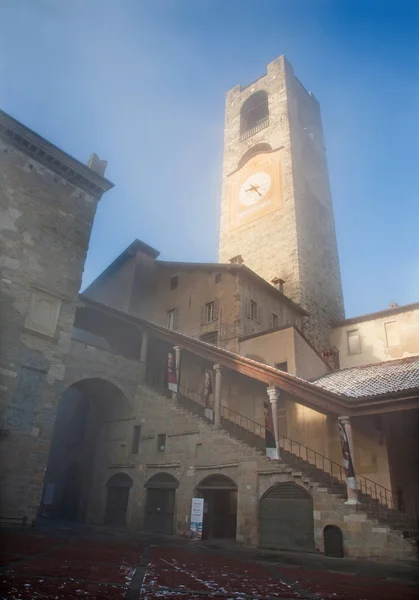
(213, 364, 222, 426)
(139, 331, 148, 382)
(173, 346, 181, 400)
(267, 386, 281, 460)
(338, 415, 359, 505)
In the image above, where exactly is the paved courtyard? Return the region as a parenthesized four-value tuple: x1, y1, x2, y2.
(0, 527, 418, 599)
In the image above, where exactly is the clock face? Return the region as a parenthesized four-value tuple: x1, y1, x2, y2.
(239, 172, 271, 206)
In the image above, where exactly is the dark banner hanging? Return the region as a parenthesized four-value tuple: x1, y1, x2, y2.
(264, 402, 278, 459)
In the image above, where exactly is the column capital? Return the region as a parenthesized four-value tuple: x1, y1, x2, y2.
(267, 385, 280, 402)
(173, 345, 181, 352)
(213, 363, 222, 372)
(338, 415, 351, 426)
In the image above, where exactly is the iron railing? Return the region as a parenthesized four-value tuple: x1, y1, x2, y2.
(140, 362, 409, 525)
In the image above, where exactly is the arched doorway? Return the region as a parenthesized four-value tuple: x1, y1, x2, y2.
(144, 473, 179, 534)
(43, 378, 132, 524)
(104, 473, 133, 527)
(197, 475, 237, 540)
(259, 482, 314, 551)
(324, 525, 344, 557)
(60, 463, 82, 520)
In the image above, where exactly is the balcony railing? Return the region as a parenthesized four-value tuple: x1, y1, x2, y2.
(140, 361, 411, 524)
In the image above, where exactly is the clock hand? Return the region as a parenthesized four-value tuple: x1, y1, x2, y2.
(245, 184, 262, 197)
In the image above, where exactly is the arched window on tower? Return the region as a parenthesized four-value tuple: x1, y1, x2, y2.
(240, 91, 269, 138)
(237, 143, 272, 169)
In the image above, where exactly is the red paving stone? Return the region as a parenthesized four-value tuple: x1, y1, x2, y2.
(277, 566, 419, 600)
(0, 534, 140, 599)
(141, 547, 302, 598)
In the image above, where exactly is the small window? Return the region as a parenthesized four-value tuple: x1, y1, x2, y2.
(271, 313, 279, 329)
(215, 273, 222, 284)
(201, 300, 219, 324)
(347, 329, 362, 355)
(200, 331, 218, 345)
(246, 298, 260, 322)
(170, 276, 178, 290)
(275, 362, 288, 372)
(132, 425, 141, 454)
(167, 308, 178, 330)
(251, 300, 258, 321)
(384, 321, 400, 347)
(157, 434, 166, 452)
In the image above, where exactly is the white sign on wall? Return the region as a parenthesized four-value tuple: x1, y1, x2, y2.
(189, 497, 204, 539)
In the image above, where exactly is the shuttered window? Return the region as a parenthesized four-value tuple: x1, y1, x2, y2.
(347, 329, 362, 355)
(167, 308, 179, 330)
(201, 300, 219, 324)
(246, 298, 260, 323)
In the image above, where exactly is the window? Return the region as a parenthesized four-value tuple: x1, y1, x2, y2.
(215, 273, 222, 284)
(170, 276, 178, 290)
(347, 329, 362, 355)
(157, 434, 166, 452)
(246, 298, 260, 322)
(271, 313, 279, 329)
(240, 90, 269, 136)
(275, 362, 288, 373)
(167, 308, 178, 330)
(200, 331, 218, 345)
(132, 425, 141, 454)
(384, 321, 400, 347)
(201, 300, 219, 324)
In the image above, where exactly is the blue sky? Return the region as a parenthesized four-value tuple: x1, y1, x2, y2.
(1, 0, 418, 318)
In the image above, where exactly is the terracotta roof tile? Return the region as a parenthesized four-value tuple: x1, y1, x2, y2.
(312, 356, 419, 399)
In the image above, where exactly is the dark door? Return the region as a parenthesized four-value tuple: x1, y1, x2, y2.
(324, 525, 344, 557)
(104, 486, 130, 527)
(260, 483, 315, 552)
(145, 488, 175, 534)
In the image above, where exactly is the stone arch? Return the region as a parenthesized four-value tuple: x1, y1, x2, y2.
(238, 143, 272, 169)
(240, 90, 269, 136)
(145, 472, 179, 489)
(323, 524, 344, 557)
(144, 472, 178, 534)
(259, 482, 314, 551)
(106, 473, 133, 488)
(63, 374, 134, 409)
(104, 472, 133, 527)
(196, 475, 237, 540)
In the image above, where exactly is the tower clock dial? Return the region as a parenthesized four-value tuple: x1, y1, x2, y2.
(239, 172, 271, 206)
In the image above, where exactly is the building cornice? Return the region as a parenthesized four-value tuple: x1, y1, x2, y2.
(0, 110, 114, 199)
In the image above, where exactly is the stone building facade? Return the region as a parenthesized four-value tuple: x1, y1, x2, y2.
(0, 110, 113, 522)
(219, 56, 344, 351)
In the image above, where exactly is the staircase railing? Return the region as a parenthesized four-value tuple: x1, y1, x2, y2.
(144, 368, 405, 523)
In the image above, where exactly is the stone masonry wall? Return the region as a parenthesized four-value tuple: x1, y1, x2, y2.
(218, 56, 344, 351)
(80, 364, 415, 560)
(0, 138, 101, 521)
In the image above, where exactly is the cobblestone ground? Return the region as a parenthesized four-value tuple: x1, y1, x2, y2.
(0, 530, 418, 599)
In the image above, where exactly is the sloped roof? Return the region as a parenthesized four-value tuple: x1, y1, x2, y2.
(312, 356, 419, 400)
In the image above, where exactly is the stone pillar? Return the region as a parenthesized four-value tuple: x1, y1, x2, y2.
(267, 386, 281, 460)
(173, 346, 181, 400)
(213, 364, 222, 426)
(139, 331, 148, 382)
(338, 415, 359, 505)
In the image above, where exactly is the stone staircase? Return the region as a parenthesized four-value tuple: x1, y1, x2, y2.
(172, 388, 419, 546)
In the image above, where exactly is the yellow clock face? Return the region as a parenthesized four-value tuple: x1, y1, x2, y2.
(228, 148, 283, 229)
(239, 172, 271, 206)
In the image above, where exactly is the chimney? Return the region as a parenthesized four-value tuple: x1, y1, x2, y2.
(229, 255, 244, 265)
(389, 302, 399, 309)
(271, 277, 285, 294)
(87, 153, 108, 177)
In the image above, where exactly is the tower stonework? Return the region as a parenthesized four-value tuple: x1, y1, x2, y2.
(219, 56, 344, 350)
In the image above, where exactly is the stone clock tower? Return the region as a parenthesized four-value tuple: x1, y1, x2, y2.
(219, 55, 344, 350)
